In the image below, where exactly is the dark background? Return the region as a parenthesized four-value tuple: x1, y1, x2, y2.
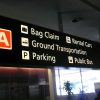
(0, 15, 100, 68)
(0, 67, 49, 100)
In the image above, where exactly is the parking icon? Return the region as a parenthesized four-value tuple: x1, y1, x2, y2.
(22, 50, 30, 60)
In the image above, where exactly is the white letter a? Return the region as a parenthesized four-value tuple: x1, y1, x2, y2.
(0, 32, 9, 46)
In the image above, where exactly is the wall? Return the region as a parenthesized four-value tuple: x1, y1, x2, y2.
(0, 67, 49, 100)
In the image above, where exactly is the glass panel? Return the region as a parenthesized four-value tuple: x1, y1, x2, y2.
(55, 67, 100, 100)
(55, 67, 82, 95)
(82, 69, 100, 93)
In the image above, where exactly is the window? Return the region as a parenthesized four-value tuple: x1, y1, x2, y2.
(55, 67, 100, 95)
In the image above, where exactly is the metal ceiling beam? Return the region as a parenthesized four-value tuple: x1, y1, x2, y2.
(80, 0, 100, 12)
(53, 0, 64, 32)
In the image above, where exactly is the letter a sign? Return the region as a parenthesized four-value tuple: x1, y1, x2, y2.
(0, 28, 12, 50)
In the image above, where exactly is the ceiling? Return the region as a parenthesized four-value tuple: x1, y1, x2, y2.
(0, 0, 100, 27)
(0, 0, 100, 41)
(0, 0, 100, 20)
(56, 0, 100, 27)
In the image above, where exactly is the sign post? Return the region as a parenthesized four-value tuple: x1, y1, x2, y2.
(0, 16, 100, 68)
